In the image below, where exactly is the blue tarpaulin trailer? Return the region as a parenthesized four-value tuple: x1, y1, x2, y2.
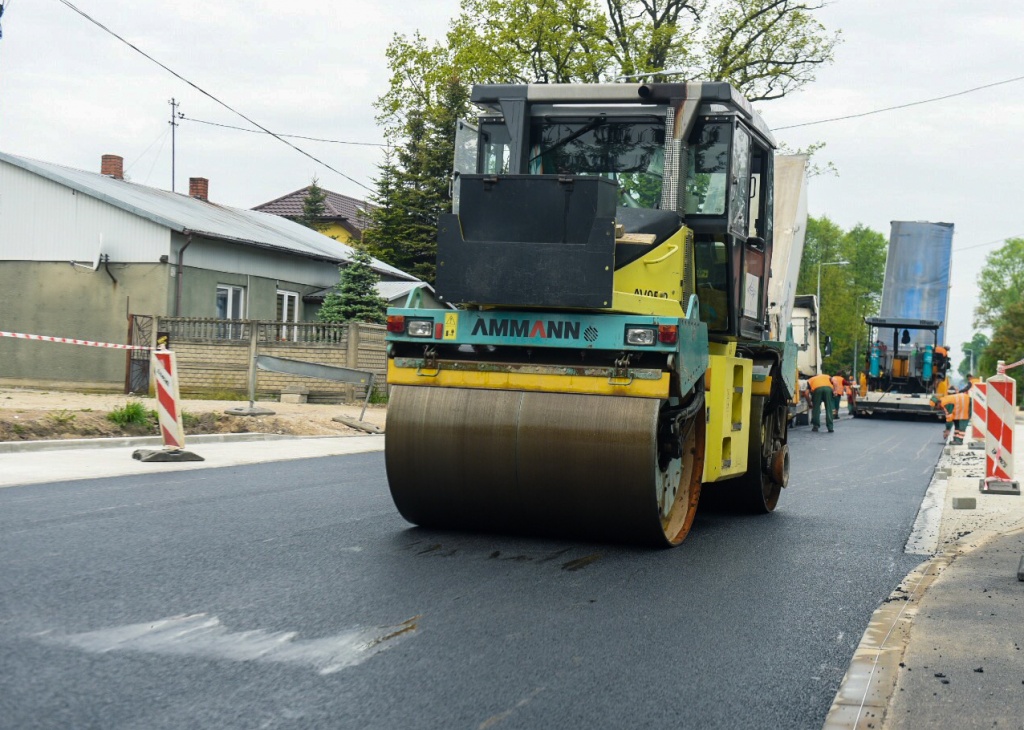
(855, 221, 954, 419)
(878, 221, 954, 346)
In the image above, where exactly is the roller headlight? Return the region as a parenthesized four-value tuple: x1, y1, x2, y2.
(625, 327, 656, 346)
(406, 319, 435, 338)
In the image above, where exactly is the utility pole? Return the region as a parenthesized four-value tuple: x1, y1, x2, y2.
(168, 98, 183, 192)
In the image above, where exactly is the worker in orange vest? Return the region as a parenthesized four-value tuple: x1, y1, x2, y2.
(807, 372, 835, 433)
(831, 373, 846, 419)
(844, 373, 858, 416)
(931, 385, 972, 444)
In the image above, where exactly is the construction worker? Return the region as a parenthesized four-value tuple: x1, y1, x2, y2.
(831, 372, 846, 418)
(845, 374, 858, 416)
(930, 345, 950, 390)
(932, 387, 972, 444)
(807, 372, 835, 433)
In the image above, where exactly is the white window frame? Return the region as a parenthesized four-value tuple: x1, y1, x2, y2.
(216, 284, 246, 339)
(276, 289, 300, 341)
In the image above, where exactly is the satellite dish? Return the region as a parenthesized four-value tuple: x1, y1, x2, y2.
(71, 236, 105, 271)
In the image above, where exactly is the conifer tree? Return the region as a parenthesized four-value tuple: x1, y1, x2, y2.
(317, 248, 388, 324)
(296, 176, 330, 234)
(363, 77, 469, 284)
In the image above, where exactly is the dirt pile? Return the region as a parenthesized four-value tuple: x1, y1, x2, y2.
(0, 388, 386, 442)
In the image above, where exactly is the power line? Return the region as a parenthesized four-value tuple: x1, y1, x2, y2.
(953, 235, 1022, 254)
(124, 125, 170, 174)
(776, 74, 1024, 131)
(181, 115, 387, 148)
(54, 0, 374, 193)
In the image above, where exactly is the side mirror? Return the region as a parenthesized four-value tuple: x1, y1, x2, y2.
(824, 335, 833, 357)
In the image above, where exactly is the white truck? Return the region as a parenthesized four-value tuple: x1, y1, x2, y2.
(790, 294, 821, 425)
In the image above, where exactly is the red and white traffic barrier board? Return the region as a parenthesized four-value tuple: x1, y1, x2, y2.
(152, 350, 186, 450)
(0, 330, 150, 350)
(970, 383, 987, 445)
(982, 369, 1018, 494)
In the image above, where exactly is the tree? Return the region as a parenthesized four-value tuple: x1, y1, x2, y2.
(367, 0, 840, 275)
(978, 300, 1024, 405)
(796, 216, 887, 375)
(974, 237, 1024, 329)
(958, 332, 990, 380)
(364, 77, 469, 284)
(296, 177, 331, 235)
(317, 248, 388, 325)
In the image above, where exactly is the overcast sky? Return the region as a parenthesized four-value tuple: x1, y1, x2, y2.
(2, 0, 1022, 365)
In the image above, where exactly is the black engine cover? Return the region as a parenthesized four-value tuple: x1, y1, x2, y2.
(436, 174, 617, 308)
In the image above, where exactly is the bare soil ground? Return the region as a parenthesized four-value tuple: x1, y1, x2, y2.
(0, 387, 387, 442)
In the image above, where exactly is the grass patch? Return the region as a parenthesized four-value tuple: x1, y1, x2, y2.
(367, 387, 389, 405)
(107, 400, 153, 427)
(47, 410, 77, 427)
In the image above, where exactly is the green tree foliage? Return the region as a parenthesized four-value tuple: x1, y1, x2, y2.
(978, 300, 1024, 404)
(796, 216, 887, 376)
(317, 248, 388, 325)
(958, 332, 990, 380)
(364, 77, 469, 284)
(296, 177, 331, 234)
(366, 0, 839, 277)
(974, 237, 1024, 330)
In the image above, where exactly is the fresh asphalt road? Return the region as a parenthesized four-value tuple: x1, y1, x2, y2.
(1, 416, 943, 729)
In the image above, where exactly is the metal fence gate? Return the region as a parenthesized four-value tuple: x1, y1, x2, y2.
(125, 314, 153, 394)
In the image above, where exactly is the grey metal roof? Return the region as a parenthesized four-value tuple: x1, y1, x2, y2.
(307, 280, 431, 302)
(0, 151, 416, 281)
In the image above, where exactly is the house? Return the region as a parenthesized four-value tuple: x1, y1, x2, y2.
(0, 151, 418, 391)
(252, 186, 372, 243)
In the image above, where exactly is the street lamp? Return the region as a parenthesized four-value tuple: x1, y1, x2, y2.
(817, 260, 849, 360)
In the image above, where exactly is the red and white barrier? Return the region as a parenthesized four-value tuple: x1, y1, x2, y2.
(969, 383, 987, 446)
(152, 350, 186, 450)
(982, 368, 1018, 494)
(0, 330, 150, 350)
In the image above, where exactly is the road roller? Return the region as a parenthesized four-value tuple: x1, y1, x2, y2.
(384, 82, 798, 546)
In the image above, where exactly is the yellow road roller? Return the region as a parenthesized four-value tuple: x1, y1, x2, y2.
(384, 82, 797, 547)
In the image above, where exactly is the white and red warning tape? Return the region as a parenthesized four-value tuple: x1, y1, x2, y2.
(0, 330, 152, 350)
(997, 357, 1024, 374)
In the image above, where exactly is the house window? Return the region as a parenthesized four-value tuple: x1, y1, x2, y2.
(216, 284, 246, 339)
(276, 290, 299, 341)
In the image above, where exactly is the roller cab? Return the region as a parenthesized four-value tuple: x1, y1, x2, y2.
(384, 82, 797, 546)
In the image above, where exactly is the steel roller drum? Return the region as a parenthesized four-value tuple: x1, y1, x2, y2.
(385, 385, 699, 546)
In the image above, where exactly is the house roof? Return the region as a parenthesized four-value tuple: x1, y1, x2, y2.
(306, 279, 434, 303)
(253, 186, 374, 232)
(0, 151, 415, 282)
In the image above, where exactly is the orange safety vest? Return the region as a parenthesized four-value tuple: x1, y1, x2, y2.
(831, 375, 845, 395)
(953, 392, 972, 420)
(808, 374, 832, 391)
(939, 393, 971, 422)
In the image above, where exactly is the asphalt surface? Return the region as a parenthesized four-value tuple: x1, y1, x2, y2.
(0, 417, 943, 729)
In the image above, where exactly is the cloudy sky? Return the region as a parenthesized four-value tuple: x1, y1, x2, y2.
(2, 0, 1022, 363)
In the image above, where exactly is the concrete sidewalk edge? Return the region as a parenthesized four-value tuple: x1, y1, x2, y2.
(823, 524, 1024, 730)
(0, 432, 321, 454)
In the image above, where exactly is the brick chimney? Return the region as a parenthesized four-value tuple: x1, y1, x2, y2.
(189, 177, 209, 201)
(101, 154, 124, 180)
